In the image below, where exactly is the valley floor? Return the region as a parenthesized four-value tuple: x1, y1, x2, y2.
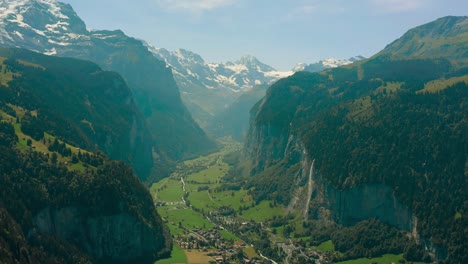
(151, 140, 425, 264)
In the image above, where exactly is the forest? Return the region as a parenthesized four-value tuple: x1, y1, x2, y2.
(242, 53, 467, 263)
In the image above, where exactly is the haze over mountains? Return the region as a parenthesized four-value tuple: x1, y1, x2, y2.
(148, 42, 365, 129)
(0, 0, 366, 138)
(0, 0, 466, 263)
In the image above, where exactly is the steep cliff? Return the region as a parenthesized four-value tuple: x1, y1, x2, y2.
(33, 208, 167, 263)
(322, 184, 413, 231)
(0, 124, 171, 262)
(245, 16, 468, 262)
(0, 49, 171, 263)
(0, 47, 153, 179)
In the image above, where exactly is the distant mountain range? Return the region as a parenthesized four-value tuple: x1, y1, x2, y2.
(0, 0, 367, 169)
(147, 43, 365, 129)
(146, 46, 292, 128)
(149, 45, 365, 94)
(298, 56, 366, 72)
(148, 47, 292, 93)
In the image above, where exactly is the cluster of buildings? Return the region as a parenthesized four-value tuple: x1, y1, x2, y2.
(175, 227, 274, 264)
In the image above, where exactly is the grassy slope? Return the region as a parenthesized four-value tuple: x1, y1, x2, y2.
(417, 75, 468, 94)
(336, 254, 427, 264)
(241, 200, 285, 222)
(155, 245, 186, 264)
(317, 240, 335, 252)
(0, 107, 92, 172)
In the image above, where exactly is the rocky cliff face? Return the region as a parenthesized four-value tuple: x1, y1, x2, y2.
(321, 183, 413, 231)
(33, 207, 166, 263)
(280, 140, 414, 232)
(245, 121, 291, 175)
(0, 122, 171, 263)
(245, 74, 309, 175)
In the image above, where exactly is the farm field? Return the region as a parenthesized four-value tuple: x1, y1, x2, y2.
(150, 141, 288, 263)
(154, 245, 186, 264)
(151, 141, 423, 264)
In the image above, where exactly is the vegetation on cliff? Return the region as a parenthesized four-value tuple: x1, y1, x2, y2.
(0, 48, 153, 180)
(0, 49, 172, 263)
(243, 16, 468, 263)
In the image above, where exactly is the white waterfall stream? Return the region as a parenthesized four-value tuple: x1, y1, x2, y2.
(303, 159, 315, 220)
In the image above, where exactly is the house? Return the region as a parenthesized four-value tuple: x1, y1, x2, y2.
(234, 241, 246, 248)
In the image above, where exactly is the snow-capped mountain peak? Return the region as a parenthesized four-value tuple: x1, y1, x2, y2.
(0, 0, 89, 53)
(147, 47, 293, 92)
(292, 63, 307, 72)
(321, 58, 352, 68)
(146, 43, 366, 94)
(175, 48, 205, 64)
(0, 0, 83, 31)
(299, 56, 365, 73)
(234, 55, 275, 72)
(349, 55, 366, 62)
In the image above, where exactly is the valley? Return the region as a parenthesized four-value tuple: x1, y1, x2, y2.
(151, 140, 424, 264)
(0, 1, 466, 263)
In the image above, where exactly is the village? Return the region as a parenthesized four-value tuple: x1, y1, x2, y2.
(174, 225, 272, 264)
(155, 199, 332, 264)
(207, 212, 332, 264)
(153, 146, 332, 264)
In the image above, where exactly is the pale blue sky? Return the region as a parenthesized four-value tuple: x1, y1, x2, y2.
(61, 0, 467, 70)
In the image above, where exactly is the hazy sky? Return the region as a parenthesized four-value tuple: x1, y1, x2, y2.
(61, 0, 467, 70)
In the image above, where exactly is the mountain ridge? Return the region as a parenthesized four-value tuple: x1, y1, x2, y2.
(378, 16, 468, 64)
(147, 41, 365, 131)
(0, 0, 217, 180)
(0, 47, 171, 263)
(243, 16, 467, 263)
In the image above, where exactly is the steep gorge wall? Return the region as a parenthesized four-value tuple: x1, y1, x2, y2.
(33, 207, 166, 263)
(280, 141, 414, 231)
(321, 183, 414, 231)
(245, 122, 291, 174)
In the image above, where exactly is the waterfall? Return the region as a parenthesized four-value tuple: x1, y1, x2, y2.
(181, 177, 187, 204)
(303, 159, 315, 220)
(283, 134, 294, 157)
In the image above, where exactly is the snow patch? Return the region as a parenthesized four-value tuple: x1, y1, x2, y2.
(47, 38, 70, 46)
(265, 70, 294, 79)
(225, 63, 248, 74)
(13, 30, 24, 39)
(44, 47, 57, 55)
(293, 63, 307, 72)
(321, 58, 352, 68)
(37, 0, 69, 20)
(45, 21, 69, 34)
